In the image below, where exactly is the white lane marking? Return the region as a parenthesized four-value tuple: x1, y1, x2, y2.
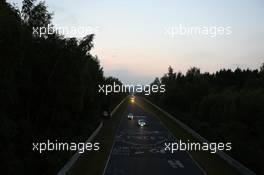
(149, 148, 166, 154)
(134, 151, 144, 155)
(168, 160, 184, 168)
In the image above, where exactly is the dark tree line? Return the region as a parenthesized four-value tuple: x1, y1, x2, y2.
(0, 1, 124, 174)
(149, 65, 264, 174)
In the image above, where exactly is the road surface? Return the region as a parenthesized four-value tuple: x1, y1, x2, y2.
(103, 101, 206, 175)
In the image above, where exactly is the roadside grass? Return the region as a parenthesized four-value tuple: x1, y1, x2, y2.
(67, 98, 128, 175)
(136, 97, 241, 175)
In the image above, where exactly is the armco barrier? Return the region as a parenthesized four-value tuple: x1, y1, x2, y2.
(57, 121, 103, 175)
(143, 97, 256, 175)
(102, 97, 127, 175)
(57, 97, 126, 175)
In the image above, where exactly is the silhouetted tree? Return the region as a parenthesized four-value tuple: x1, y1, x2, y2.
(0, 1, 125, 174)
(149, 64, 264, 174)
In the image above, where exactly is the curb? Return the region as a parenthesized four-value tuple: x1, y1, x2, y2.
(142, 97, 256, 175)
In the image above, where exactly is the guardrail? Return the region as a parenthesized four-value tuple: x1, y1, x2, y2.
(102, 97, 127, 175)
(57, 121, 103, 175)
(110, 97, 126, 116)
(57, 97, 126, 175)
(142, 97, 256, 175)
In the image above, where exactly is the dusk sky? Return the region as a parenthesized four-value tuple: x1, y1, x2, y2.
(9, 0, 264, 84)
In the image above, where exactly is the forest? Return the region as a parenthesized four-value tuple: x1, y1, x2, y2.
(1, 0, 263, 174)
(149, 65, 264, 174)
(0, 0, 124, 174)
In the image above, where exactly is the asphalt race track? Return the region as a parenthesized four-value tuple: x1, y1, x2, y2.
(104, 102, 206, 175)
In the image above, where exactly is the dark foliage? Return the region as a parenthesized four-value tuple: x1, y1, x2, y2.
(149, 66, 264, 174)
(0, 1, 124, 174)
